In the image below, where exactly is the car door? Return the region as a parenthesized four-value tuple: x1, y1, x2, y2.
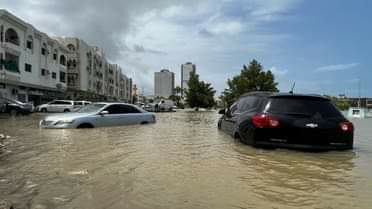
(47, 101, 58, 112)
(120, 105, 143, 125)
(226, 103, 239, 136)
(221, 103, 238, 136)
(96, 104, 130, 127)
(54, 101, 66, 112)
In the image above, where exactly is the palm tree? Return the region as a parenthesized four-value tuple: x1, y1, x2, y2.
(174, 86, 182, 96)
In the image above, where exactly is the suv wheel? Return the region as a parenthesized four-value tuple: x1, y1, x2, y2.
(64, 109, 70, 113)
(41, 108, 47, 113)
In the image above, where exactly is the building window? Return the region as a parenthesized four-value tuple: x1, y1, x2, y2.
(41, 68, 46, 76)
(26, 35, 33, 50)
(0, 53, 3, 70)
(25, 63, 32, 72)
(52, 72, 56, 79)
(41, 43, 47, 55)
(0, 25, 3, 43)
(4, 52, 19, 73)
(5, 28, 20, 46)
(53, 49, 58, 60)
(60, 55, 66, 66)
(60, 71, 66, 83)
(67, 44, 76, 52)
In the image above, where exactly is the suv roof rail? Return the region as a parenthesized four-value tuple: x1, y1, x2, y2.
(239, 91, 276, 98)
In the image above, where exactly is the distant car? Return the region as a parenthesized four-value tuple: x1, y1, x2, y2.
(218, 92, 354, 150)
(36, 100, 75, 113)
(0, 97, 34, 116)
(40, 103, 156, 129)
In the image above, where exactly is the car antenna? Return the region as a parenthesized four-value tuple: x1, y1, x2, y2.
(289, 82, 296, 94)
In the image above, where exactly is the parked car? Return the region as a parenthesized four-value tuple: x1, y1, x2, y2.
(218, 92, 354, 150)
(40, 103, 156, 129)
(158, 100, 175, 112)
(36, 100, 75, 113)
(72, 101, 92, 112)
(0, 97, 34, 116)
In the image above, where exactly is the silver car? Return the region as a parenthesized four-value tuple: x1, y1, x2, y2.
(39, 103, 156, 129)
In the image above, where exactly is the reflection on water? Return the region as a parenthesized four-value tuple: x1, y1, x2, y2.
(0, 111, 371, 209)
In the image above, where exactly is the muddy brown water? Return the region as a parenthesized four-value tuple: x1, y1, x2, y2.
(0, 110, 371, 209)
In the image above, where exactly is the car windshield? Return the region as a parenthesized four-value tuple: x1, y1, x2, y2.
(267, 97, 343, 118)
(77, 104, 106, 113)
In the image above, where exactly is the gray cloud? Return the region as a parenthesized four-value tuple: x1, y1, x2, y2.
(133, 44, 167, 55)
(0, 0, 199, 60)
(1, 0, 301, 95)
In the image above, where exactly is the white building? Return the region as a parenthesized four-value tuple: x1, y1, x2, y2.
(0, 9, 68, 105)
(55, 37, 133, 102)
(181, 62, 196, 96)
(154, 69, 174, 98)
(0, 9, 133, 104)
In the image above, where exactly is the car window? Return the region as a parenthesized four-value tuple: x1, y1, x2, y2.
(75, 102, 83, 106)
(237, 96, 258, 112)
(78, 104, 106, 113)
(228, 102, 238, 115)
(267, 97, 343, 118)
(104, 104, 141, 114)
(125, 105, 141, 113)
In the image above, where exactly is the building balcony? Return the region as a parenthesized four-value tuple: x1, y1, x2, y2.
(0, 70, 21, 82)
(1, 42, 21, 54)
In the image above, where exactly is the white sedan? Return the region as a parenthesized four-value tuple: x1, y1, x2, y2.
(40, 103, 156, 129)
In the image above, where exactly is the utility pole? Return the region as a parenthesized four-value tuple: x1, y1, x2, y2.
(358, 79, 361, 108)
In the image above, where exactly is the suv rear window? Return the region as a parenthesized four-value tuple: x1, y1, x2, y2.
(267, 97, 343, 118)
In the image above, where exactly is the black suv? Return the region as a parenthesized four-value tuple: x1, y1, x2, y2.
(218, 92, 353, 150)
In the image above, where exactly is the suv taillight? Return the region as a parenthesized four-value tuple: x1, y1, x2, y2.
(340, 122, 353, 133)
(252, 114, 280, 128)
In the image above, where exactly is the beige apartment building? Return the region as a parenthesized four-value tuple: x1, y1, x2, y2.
(0, 9, 133, 104)
(0, 9, 69, 105)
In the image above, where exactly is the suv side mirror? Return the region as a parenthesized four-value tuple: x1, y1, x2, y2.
(99, 110, 109, 115)
(218, 109, 226, 115)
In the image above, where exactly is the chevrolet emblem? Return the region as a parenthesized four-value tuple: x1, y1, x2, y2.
(306, 123, 318, 128)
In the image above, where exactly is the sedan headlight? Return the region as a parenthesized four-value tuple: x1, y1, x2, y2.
(55, 119, 75, 125)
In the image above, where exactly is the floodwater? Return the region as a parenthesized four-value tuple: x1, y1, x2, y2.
(0, 110, 371, 209)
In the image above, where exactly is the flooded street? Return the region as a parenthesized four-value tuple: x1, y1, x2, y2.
(0, 110, 372, 209)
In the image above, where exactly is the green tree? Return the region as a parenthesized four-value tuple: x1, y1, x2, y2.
(185, 71, 216, 109)
(220, 59, 279, 106)
(328, 96, 351, 111)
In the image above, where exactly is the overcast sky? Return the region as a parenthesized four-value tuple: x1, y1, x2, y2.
(1, 0, 372, 96)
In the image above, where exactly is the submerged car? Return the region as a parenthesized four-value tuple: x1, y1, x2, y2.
(218, 92, 354, 150)
(40, 103, 156, 129)
(0, 97, 34, 115)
